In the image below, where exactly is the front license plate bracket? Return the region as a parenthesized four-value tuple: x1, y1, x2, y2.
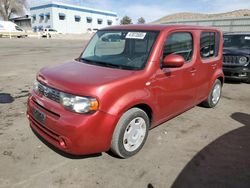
(32, 107, 46, 124)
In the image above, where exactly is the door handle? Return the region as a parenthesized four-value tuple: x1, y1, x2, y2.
(190, 68, 197, 73)
(211, 64, 217, 69)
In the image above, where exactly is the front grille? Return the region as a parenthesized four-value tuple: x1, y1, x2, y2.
(224, 72, 231, 76)
(223, 55, 241, 65)
(32, 98, 60, 118)
(223, 55, 249, 66)
(38, 82, 60, 103)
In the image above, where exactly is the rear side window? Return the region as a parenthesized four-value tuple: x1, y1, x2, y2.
(15, 26, 23, 31)
(49, 29, 56, 32)
(200, 32, 219, 59)
(163, 32, 193, 62)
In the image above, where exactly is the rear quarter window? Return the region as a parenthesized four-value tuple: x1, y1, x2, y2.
(200, 32, 220, 59)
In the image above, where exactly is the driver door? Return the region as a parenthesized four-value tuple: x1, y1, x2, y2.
(154, 31, 198, 121)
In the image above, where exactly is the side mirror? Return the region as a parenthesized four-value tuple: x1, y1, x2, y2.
(162, 54, 185, 68)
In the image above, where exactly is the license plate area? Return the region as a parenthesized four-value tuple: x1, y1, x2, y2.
(32, 107, 46, 124)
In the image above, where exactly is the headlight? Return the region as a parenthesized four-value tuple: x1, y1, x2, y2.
(33, 80, 39, 93)
(60, 92, 98, 113)
(239, 56, 248, 65)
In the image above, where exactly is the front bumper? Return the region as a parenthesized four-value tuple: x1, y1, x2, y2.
(27, 91, 118, 155)
(223, 66, 250, 81)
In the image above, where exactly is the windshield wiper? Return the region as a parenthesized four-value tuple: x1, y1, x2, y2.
(80, 58, 92, 63)
(80, 58, 137, 70)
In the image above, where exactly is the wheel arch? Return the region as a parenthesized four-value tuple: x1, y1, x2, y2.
(217, 76, 224, 86)
(130, 103, 153, 127)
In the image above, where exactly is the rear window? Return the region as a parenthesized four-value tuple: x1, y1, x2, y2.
(200, 32, 219, 59)
(49, 29, 57, 32)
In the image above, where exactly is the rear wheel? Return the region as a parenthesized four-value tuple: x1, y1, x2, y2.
(202, 79, 222, 108)
(111, 108, 149, 158)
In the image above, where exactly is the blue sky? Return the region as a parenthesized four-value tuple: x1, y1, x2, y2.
(29, 0, 250, 23)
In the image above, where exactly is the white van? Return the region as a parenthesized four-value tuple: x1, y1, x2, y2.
(0, 21, 27, 37)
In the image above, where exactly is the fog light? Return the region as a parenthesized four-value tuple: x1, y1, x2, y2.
(239, 73, 247, 77)
(59, 137, 66, 148)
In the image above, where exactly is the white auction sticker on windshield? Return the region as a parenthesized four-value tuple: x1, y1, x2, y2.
(245, 36, 250, 40)
(126, 32, 146, 39)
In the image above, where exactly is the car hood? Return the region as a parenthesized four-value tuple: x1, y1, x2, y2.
(223, 47, 250, 56)
(37, 60, 136, 96)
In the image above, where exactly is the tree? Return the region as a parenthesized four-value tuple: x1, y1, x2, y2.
(120, 16, 132, 25)
(137, 17, 146, 24)
(0, 0, 27, 21)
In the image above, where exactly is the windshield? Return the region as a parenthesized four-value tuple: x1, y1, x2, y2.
(81, 30, 159, 70)
(223, 34, 250, 49)
(15, 26, 23, 31)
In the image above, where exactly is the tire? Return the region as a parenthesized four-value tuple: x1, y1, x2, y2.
(111, 108, 150, 158)
(245, 74, 250, 84)
(202, 79, 222, 108)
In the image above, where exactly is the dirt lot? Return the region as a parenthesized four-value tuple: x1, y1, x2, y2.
(0, 38, 250, 188)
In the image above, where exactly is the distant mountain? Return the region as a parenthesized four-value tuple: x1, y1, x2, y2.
(153, 9, 250, 24)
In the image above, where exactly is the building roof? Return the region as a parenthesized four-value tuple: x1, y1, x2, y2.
(30, 1, 117, 17)
(9, 15, 31, 21)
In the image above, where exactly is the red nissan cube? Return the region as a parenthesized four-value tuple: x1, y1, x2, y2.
(27, 25, 224, 158)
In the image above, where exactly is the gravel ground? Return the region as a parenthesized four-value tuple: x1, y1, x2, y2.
(0, 38, 250, 188)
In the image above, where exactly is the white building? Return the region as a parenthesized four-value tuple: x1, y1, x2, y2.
(30, 1, 118, 33)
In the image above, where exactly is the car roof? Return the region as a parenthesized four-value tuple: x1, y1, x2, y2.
(101, 24, 219, 32)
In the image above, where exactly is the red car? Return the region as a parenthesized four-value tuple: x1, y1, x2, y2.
(27, 25, 224, 158)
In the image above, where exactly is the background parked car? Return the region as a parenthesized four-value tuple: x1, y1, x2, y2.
(0, 21, 27, 38)
(41, 28, 59, 38)
(223, 33, 250, 83)
(87, 28, 98, 34)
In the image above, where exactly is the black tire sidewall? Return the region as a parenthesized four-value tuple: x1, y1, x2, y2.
(246, 74, 250, 83)
(116, 109, 149, 158)
(208, 79, 222, 107)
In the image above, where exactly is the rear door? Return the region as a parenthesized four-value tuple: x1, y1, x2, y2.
(196, 31, 221, 102)
(154, 30, 198, 120)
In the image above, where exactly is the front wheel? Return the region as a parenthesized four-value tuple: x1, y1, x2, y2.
(245, 74, 250, 84)
(111, 108, 150, 158)
(202, 79, 222, 108)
